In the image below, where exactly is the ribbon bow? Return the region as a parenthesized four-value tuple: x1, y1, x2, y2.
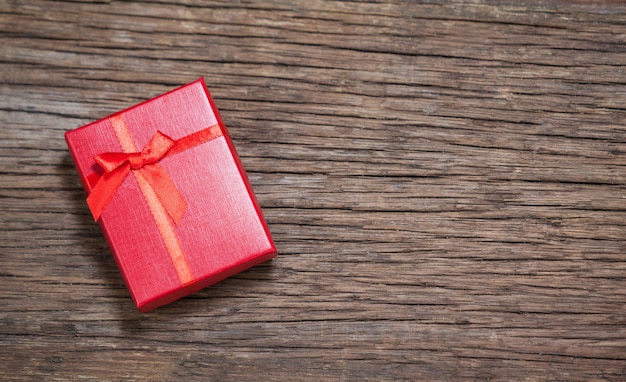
(87, 131, 187, 223)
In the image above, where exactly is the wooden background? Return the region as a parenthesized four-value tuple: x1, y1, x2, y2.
(1, 0, 625, 380)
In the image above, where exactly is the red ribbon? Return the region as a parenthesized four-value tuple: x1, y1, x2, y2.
(86, 116, 223, 287)
(87, 123, 223, 223)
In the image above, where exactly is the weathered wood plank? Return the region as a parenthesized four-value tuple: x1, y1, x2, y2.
(1, 0, 626, 380)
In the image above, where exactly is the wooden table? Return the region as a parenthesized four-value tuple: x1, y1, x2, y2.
(2, 1, 625, 380)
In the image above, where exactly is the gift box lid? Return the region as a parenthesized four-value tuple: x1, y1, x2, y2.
(65, 78, 276, 312)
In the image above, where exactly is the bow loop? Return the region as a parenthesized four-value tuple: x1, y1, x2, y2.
(138, 131, 175, 166)
(95, 152, 132, 173)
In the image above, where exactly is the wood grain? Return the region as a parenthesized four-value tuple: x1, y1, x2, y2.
(1, 0, 626, 380)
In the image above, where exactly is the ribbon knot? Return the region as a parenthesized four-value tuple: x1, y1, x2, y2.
(129, 154, 146, 170)
(87, 131, 186, 224)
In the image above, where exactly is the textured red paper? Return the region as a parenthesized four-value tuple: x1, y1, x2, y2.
(65, 79, 277, 312)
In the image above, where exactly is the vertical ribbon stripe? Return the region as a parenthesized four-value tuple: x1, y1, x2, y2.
(111, 114, 138, 152)
(133, 169, 195, 286)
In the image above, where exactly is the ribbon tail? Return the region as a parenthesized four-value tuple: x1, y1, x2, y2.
(140, 163, 187, 224)
(166, 123, 222, 157)
(87, 164, 131, 221)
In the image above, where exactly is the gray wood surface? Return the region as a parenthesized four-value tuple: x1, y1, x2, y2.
(1, 1, 625, 380)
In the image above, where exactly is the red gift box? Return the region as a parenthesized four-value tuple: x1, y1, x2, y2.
(65, 78, 277, 312)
